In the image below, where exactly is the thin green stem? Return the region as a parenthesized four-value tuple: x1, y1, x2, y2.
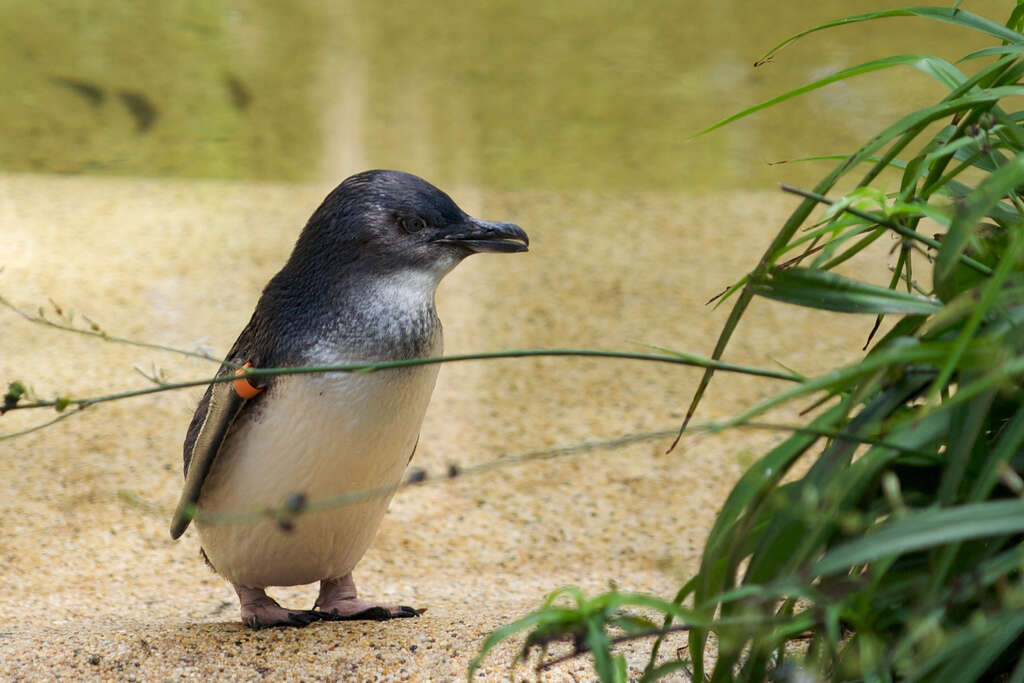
(0, 407, 85, 440)
(162, 419, 935, 528)
(1, 348, 802, 414)
(0, 294, 227, 365)
(199, 427, 683, 525)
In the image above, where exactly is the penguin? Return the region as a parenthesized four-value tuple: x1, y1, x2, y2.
(169, 170, 528, 629)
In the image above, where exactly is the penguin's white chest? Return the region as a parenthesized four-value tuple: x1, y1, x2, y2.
(195, 349, 440, 588)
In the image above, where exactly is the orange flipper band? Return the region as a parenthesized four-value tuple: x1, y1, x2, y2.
(233, 362, 264, 399)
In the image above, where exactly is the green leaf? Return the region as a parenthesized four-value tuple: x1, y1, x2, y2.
(586, 616, 617, 682)
(639, 659, 692, 683)
(937, 390, 995, 505)
(695, 406, 847, 599)
(935, 150, 1024, 289)
(814, 500, 1024, 576)
(769, 153, 906, 170)
(467, 607, 574, 678)
(929, 227, 1024, 403)
(2, 380, 26, 412)
(689, 405, 848, 679)
(959, 44, 1024, 61)
(593, 592, 705, 623)
(749, 268, 942, 315)
(1008, 4, 1024, 33)
(909, 610, 1024, 682)
(695, 55, 964, 138)
(757, 7, 1024, 64)
(967, 404, 1024, 502)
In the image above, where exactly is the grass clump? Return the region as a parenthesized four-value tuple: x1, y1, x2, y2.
(471, 5, 1024, 681)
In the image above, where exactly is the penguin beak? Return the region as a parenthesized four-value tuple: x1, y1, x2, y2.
(435, 218, 529, 253)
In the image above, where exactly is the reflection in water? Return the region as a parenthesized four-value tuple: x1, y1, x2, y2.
(0, 0, 1007, 189)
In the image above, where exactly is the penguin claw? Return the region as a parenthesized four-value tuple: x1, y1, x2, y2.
(244, 609, 323, 630)
(312, 575, 421, 621)
(314, 605, 420, 621)
(288, 609, 325, 627)
(315, 606, 390, 621)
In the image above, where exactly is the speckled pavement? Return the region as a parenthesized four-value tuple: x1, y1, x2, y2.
(0, 175, 882, 680)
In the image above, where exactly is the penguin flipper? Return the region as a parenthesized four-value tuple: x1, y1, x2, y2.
(170, 377, 246, 539)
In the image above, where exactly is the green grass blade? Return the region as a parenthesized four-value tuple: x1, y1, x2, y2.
(710, 337, 999, 431)
(814, 500, 1024, 576)
(994, 106, 1024, 152)
(639, 660, 691, 683)
(944, 613, 1024, 683)
(814, 227, 887, 271)
(757, 7, 1024, 65)
(679, 85, 1016, 445)
(749, 268, 942, 315)
(467, 606, 579, 678)
(1009, 4, 1024, 32)
(888, 200, 953, 226)
(600, 593, 705, 623)
(927, 388, 999, 598)
(912, 611, 1024, 683)
(935, 150, 1024, 286)
(937, 390, 996, 505)
(689, 407, 846, 678)
(939, 178, 1023, 225)
(781, 185, 992, 275)
(645, 577, 698, 681)
(861, 85, 1024, 188)
(1011, 656, 1024, 683)
(612, 655, 628, 683)
(947, 544, 1024, 604)
(663, 8, 1024, 683)
(968, 404, 1024, 502)
(682, 177, 876, 441)
(840, 410, 950, 507)
(695, 55, 963, 138)
(635, 343, 802, 382)
(697, 405, 846, 594)
(585, 616, 617, 683)
(739, 380, 929, 587)
(959, 44, 1024, 61)
(921, 351, 1024, 418)
(770, 153, 905, 170)
(900, 121, 958, 195)
(929, 227, 1024, 404)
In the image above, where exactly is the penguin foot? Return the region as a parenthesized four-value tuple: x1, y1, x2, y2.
(314, 573, 420, 621)
(315, 603, 420, 621)
(235, 585, 323, 630)
(244, 607, 323, 630)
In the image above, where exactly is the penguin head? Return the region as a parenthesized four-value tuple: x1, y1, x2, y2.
(292, 170, 528, 279)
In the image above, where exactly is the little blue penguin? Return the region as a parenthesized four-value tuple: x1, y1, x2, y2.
(169, 170, 528, 629)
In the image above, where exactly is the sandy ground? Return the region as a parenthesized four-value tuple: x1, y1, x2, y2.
(0, 174, 885, 680)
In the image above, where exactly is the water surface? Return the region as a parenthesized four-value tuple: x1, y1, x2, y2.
(1, 0, 1008, 189)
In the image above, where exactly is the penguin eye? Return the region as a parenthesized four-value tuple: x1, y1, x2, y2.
(399, 215, 427, 233)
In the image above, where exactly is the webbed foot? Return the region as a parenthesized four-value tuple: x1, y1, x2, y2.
(314, 574, 420, 621)
(235, 585, 323, 629)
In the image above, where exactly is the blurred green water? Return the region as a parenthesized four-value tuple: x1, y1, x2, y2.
(0, 0, 1008, 189)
